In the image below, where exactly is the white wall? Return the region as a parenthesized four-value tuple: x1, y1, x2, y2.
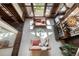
(0, 18, 18, 34)
(12, 3, 24, 21)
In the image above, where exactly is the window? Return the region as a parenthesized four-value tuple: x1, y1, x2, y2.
(0, 26, 17, 50)
(60, 6, 66, 12)
(26, 7, 33, 16)
(34, 6, 44, 16)
(45, 7, 52, 16)
(0, 19, 17, 48)
(34, 3, 45, 16)
(65, 3, 74, 8)
(25, 3, 53, 17)
(45, 3, 53, 17)
(33, 3, 44, 6)
(47, 3, 53, 7)
(58, 4, 67, 13)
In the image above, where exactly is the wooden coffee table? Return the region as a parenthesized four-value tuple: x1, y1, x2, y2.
(29, 46, 51, 56)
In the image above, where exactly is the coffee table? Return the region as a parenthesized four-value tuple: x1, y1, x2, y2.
(29, 46, 51, 56)
(30, 30, 51, 56)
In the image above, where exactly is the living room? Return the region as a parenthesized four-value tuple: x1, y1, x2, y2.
(0, 3, 79, 56)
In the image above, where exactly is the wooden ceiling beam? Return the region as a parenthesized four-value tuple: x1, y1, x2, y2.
(0, 6, 15, 23)
(1, 3, 24, 23)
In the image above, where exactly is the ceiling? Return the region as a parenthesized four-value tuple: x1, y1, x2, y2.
(24, 3, 74, 18)
(0, 3, 76, 22)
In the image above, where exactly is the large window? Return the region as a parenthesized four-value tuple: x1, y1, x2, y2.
(0, 17, 18, 55)
(0, 26, 16, 47)
(25, 3, 75, 18)
(25, 3, 53, 17)
(26, 7, 33, 17)
(34, 3, 45, 16)
(45, 3, 53, 17)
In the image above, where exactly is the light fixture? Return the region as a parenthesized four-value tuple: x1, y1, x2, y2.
(66, 16, 77, 27)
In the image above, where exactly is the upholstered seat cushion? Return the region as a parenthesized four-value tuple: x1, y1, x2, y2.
(32, 39, 40, 46)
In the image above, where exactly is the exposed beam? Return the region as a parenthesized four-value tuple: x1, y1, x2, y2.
(0, 5, 23, 32)
(1, 4, 20, 24)
(1, 3, 24, 23)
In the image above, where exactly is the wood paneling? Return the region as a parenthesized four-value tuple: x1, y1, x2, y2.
(0, 7, 15, 23)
